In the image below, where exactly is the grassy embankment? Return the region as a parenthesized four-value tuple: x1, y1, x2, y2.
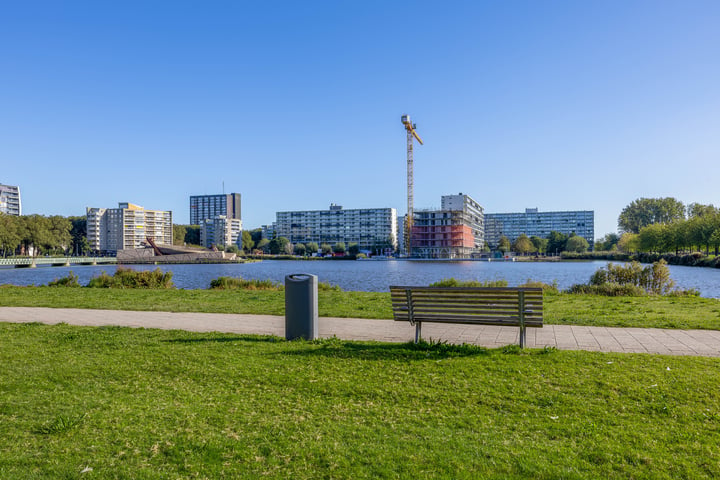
(1, 285, 720, 330)
(1, 322, 719, 479)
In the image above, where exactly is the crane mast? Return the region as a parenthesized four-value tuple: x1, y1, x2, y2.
(401, 114, 423, 257)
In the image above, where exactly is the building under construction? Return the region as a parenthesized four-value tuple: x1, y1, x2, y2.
(410, 193, 485, 258)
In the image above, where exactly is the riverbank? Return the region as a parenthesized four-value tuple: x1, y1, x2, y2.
(562, 251, 720, 268)
(2, 286, 719, 330)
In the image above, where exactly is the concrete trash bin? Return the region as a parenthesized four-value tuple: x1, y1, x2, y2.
(284, 274, 318, 340)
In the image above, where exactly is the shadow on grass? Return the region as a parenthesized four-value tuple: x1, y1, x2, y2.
(280, 338, 493, 361)
(165, 334, 284, 344)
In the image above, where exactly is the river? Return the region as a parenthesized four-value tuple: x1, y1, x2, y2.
(1, 260, 719, 298)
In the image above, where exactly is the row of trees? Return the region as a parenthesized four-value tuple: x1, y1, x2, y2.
(496, 231, 590, 255)
(618, 210, 720, 255)
(0, 214, 88, 257)
(609, 198, 720, 255)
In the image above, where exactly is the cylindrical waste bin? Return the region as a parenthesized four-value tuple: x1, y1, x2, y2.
(285, 274, 318, 340)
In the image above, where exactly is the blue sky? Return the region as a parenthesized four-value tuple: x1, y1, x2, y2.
(1, 1, 718, 237)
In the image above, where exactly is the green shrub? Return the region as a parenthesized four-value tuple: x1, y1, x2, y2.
(567, 283, 647, 297)
(209, 276, 282, 290)
(87, 267, 174, 289)
(589, 260, 674, 295)
(318, 281, 342, 291)
(518, 279, 559, 293)
(46, 272, 81, 288)
(429, 278, 508, 288)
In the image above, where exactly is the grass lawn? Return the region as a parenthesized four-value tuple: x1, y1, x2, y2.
(1, 322, 719, 479)
(2, 286, 720, 330)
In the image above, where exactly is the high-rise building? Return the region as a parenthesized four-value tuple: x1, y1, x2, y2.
(410, 193, 485, 258)
(189, 193, 241, 225)
(87, 202, 173, 254)
(484, 208, 594, 250)
(0, 183, 21, 216)
(274, 204, 397, 252)
(200, 215, 242, 249)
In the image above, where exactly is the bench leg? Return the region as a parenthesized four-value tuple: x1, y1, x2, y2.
(415, 322, 422, 344)
(519, 326, 526, 348)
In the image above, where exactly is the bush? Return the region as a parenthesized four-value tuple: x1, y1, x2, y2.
(567, 283, 647, 297)
(46, 272, 81, 288)
(569, 260, 683, 296)
(588, 260, 674, 295)
(429, 278, 509, 288)
(518, 279, 559, 293)
(209, 276, 282, 290)
(318, 281, 342, 292)
(87, 267, 174, 289)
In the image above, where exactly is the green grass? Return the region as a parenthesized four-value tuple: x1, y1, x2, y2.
(1, 323, 719, 478)
(2, 286, 720, 330)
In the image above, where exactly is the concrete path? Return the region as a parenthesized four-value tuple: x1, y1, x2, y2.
(2, 307, 720, 357)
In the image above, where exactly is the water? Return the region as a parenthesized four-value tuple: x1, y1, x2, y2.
(1, 260, 719, 298)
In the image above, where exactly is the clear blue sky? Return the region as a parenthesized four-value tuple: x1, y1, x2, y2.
(2, 1, 718, 237)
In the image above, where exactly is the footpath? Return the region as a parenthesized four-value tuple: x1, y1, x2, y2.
(1, 307, 720, 357)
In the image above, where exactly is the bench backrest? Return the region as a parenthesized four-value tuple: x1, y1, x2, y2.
(389, 286, 543, 327)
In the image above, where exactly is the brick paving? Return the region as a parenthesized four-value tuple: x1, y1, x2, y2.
(2, 307, 720, 357)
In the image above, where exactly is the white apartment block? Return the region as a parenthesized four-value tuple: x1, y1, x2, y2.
(275, 204, 398, 251)
(87, 202, 173, 254)
(200, 215, 242, 249)
(0, 183, 21, 216)
(484, 208, 594, 249)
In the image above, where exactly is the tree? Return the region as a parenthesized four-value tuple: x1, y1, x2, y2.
(46, 216, 72, 254)
(497, 236, 511, 254)
(306, 242, 319, 256)
(546, 231, 568, 255)
(565, 235, 590, 253)
(639, 223, 672, 253)
(69, 216, 89, 255)
(320, 243, 332, 255)
(333, 242, 346, 255)
(529, 236, 548, 254)
(225, 245, 239, 254)
(173, 225, 187, 245)
(617, 232, 640, 253)
(512, 234, 534, 255)
(22, 215, 51, 256)
(294, 243, 306, 256)
(256, 238, 270, 253)
(348, 242, 360, 256)
(184, 225, 201, 246)
(241, 231, 254, 252)
(283, 240, 294, 255)
(0, 213, 21, 256)
(594, 233, 619, 252)
(618, 197, 686, 234)
(268, 237, 291, 255)
(687, 203, 718, 218)
(250, 229, 263, 246)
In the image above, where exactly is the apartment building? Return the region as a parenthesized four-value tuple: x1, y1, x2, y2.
(200, 215, 242, 249)
(87, 202, 173, 254)
(189, 193, 241, 225)
(0, 183, 21, 216)
(274, 204, 397, 251)
(410, 193, 485, 258)
(484, 208, 594, 249)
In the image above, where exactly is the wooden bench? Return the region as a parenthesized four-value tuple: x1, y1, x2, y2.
(389, 286, 544, 347)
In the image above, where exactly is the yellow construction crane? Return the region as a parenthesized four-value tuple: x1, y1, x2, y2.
(401, 114, 423, 256)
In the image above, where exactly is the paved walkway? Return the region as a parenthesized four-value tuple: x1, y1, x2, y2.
(2, 307, 720, 357)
